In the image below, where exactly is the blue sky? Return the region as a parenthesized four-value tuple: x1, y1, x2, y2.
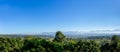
(0, 0, 120, 34)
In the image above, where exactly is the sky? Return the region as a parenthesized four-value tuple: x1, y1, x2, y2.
(0, 0, 120, 34)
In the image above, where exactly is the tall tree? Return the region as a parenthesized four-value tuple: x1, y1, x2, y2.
(53, 31, 66, 42)
(110, 35, 120, 52)
(111, 35, 120, 43)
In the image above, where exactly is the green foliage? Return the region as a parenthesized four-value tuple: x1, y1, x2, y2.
(0, 37, 23, 52)
(101, 35, 120, 52)
(111, 35, 120, 43)
(53, 31, 66, 42)
(76, 40, 100, 52)
(63, 40, 77, 52)
(0, 34, 120, 52)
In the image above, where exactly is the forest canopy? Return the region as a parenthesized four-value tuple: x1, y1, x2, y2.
(0, 31, 120, 52)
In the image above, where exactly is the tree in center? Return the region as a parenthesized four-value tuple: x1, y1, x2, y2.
(53, 31, 66, 42)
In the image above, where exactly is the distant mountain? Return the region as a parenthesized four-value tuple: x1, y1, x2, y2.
(0, 29, 120, 38)
(40, 31, 82, 35)
(40, 29, 120, 38)
(90, 29, 120, 33)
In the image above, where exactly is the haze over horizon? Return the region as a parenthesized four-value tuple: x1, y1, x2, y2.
(0, 0, 120, 34)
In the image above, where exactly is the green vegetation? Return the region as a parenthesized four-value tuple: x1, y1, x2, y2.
(53, 31, 66, 42)
(0, 31, 120, 52)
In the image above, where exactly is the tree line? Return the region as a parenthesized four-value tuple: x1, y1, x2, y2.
(0, 31, 120, 52)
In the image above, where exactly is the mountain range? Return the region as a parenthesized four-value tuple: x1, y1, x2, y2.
(40, 29, 120, 37)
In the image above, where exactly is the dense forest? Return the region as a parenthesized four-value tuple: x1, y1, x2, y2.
(0, 31, 120, 52)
